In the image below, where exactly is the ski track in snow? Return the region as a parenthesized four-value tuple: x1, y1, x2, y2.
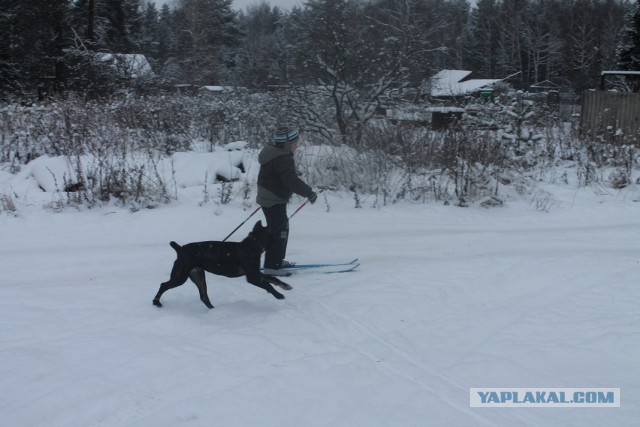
(1, 195, 639, 426)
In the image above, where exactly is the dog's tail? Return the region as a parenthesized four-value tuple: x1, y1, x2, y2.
(170, 241, 182, 254)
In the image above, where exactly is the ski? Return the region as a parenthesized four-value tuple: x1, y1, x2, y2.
(286, 262, 360, 275)
(261, 260, 360, 276)
(324, 263, 360, 274)
(285, 259, 359, 270)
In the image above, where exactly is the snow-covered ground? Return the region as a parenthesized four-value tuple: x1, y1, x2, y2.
(1, 150, 639, 426)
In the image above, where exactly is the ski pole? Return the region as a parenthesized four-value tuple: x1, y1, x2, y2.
(222, 206, 261, 242)
(288, 189, 323, 220)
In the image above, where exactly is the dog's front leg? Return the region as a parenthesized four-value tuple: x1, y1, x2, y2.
(261, 273, 293, 290)
(245, 271, 285, 300)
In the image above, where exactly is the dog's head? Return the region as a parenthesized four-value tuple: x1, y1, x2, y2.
(248, 220, 270, 251)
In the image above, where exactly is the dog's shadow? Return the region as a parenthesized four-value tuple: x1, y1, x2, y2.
(221, 299, 284, 316)
(152, 282, 286, 317)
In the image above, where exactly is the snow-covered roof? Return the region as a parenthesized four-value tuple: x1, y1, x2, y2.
(198, 86, 244, 94)
(425, 106, 466, 113)
(601, 70, 640, 76)
(199, 86, 227, 92)
(97, 53, 154, 79)
(430, 69, 501, 97)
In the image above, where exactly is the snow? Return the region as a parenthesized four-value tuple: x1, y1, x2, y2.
(10, 155, 90, 193)
(170, 148, 245, 186)
(2, 144, 248, 204)
(1, 149, 640, 426)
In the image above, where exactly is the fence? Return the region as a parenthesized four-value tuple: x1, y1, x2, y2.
(580, 90, 640, 144)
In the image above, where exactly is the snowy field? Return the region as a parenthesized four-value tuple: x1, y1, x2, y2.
(1, 152, 640, 426)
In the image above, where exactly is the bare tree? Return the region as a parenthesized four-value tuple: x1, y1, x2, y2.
(521, 1, 562, 84)
(465, 0, 499, 78)
(495, 0, 527, 86)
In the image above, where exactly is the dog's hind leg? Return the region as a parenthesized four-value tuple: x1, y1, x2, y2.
(153, 260, 190, 307)
(189, 268, 214, 309)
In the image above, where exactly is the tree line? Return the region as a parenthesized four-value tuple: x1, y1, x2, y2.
(0, 0, 638, 98)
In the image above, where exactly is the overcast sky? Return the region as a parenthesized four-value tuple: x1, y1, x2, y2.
(234, 0, 303, 11)
(153, 0, 303, 12)
(155, 0, 475, 13)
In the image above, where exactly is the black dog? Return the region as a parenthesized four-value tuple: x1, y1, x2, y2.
(153, 221, 292, 309)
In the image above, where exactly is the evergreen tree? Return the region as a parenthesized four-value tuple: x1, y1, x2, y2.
(596, 0, 628, 72)
(619, 0, 640, 73)
(0, 0, 25, 91)
(465, 0, 499, 78)
(139, 2, 160, 58)
(234, 4, 284, 87)
(152, 5, 182, 83)
(70, 0, 144, 52)
(520, 0, 562, 85)
(0, 0, 72, 93)
(429, 0, 470, 70)
(495, 0, 527, 87)
(0, 0, 637, 97)
(173, 0, 240, 85)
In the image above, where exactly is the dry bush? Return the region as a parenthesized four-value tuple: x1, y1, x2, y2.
(2, 92, 639, 210)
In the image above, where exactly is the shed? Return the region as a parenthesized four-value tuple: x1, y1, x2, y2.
(529, 80, 560, 93)
(426, 107, 465, 130)
(581, 90, 640, 143)
(600, 70, 640, 89)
